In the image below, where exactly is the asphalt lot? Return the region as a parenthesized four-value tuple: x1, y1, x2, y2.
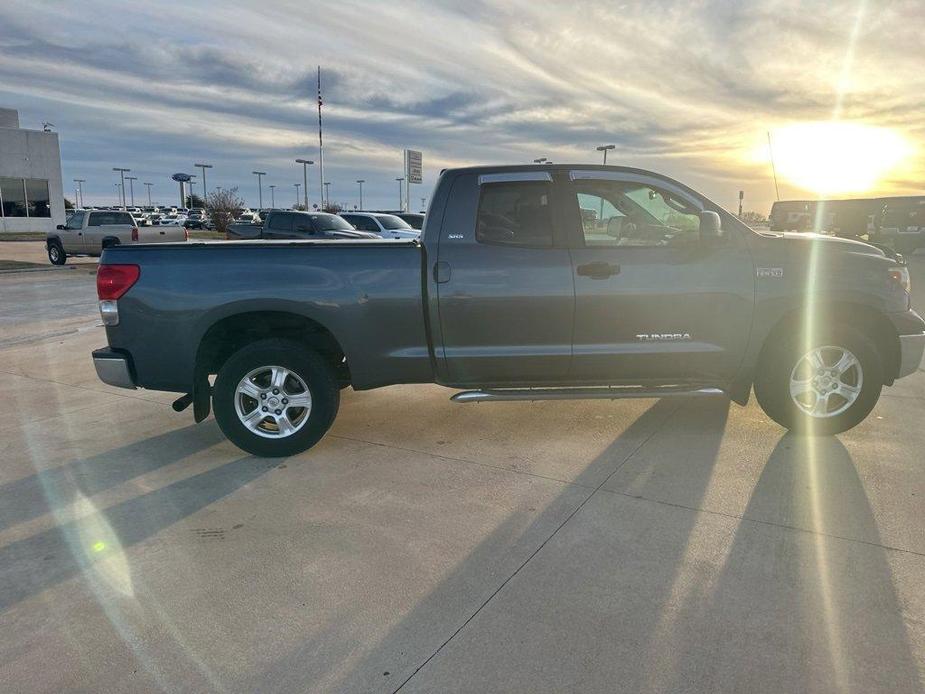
(1, 241, 925, 693)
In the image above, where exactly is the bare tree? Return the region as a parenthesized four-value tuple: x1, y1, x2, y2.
(206, 187, 245, 235)
(738, 210, 767, 225)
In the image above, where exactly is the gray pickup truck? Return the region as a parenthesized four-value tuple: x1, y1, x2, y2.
(48, 209, 187, 265)
(91, 164, 925, 457)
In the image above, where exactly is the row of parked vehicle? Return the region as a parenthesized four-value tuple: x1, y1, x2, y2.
(225, 210, 424, 241)
(47, 207, 426, 264)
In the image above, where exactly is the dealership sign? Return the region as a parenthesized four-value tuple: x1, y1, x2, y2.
(405, 150, 422, 184)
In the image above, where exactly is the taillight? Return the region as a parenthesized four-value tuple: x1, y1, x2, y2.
(131, 227, 139, 241)
(888, 266, 911, 294)
(97, 264, 140, 300)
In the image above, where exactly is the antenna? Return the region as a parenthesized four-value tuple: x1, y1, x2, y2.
(767, 131, 781, 201)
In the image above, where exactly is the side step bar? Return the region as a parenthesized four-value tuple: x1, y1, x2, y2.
(451, 386, 726, 403)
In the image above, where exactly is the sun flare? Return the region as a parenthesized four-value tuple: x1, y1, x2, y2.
(755, 122, 913, 196)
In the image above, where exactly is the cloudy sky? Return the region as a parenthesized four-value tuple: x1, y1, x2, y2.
(1, 0, 922, 213)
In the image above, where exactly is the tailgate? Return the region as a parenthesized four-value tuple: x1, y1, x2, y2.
(141, 225, 188, 243)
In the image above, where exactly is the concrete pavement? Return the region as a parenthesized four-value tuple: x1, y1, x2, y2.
(0, 244, 923, 692)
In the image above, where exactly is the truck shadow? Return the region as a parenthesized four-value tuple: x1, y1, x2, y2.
(0, 422, 225, 534)
(626, 434, 921, 693)
(0, 428, 277, 613)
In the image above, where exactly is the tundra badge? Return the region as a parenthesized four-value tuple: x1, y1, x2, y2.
(636, 333, 692, 342)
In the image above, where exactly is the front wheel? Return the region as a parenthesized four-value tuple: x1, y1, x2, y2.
(213, 339, 340, 457)
(48, 242, 67, 265)
(755, 326, 883, 435)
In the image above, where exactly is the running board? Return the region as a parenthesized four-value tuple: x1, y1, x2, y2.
(451, 386, 726, 403)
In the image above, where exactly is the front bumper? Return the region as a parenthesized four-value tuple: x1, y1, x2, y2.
(898, 333, 925, 378)
(92, 348, 136, 389)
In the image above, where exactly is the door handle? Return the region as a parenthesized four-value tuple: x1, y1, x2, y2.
(577, 262, 620, 279)
(434, 261, 451, 283)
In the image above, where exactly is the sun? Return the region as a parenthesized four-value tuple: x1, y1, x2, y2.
(755, 122, 913, 196)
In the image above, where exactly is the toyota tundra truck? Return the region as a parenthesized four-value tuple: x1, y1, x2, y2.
(91, 165, 925, 457)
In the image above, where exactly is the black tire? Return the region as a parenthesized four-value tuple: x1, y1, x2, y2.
(755, 325, 883, 435)
(213, 339, 340, 457)
(47, 242, 67, 265)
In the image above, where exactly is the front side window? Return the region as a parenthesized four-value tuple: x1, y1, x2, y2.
(571, 180, 700, 248)
(0, 178, 27, 217)
(65, 211, 85, 230)
(476, 182, 553, 247)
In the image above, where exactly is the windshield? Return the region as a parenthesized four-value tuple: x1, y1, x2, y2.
(312, 213, 355, 231)
(375, 214, 412, 230)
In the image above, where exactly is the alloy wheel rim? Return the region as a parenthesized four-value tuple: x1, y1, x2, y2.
(234, 365, 312, 439)
(789, 345, 863, 418)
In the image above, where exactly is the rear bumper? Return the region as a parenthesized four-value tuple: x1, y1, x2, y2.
(92, 348, 136, 389)
(898, 333, 925, 378)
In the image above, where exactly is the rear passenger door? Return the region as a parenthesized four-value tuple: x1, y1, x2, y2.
(434, 172, 575, 385)
(263, 212, 294, 239)
(84, 212, 113, 253)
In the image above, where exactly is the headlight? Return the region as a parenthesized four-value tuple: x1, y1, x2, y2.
(889, 266, 911, 294)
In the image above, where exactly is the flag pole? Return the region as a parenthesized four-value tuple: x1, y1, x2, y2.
(317, 66, 325, 210)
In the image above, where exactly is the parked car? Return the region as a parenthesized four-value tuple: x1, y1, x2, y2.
(870, 197, 925, 254)
(340, 212, 420, 238)
(159, 214, 187, 227)
(91, 164, 924, 457)
(226, 210, 380, 240)
(47, 210, 187, 264)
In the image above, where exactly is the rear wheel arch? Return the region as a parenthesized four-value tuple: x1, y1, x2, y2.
(101, 236, 121, 249)
(196, 310, 350, 388)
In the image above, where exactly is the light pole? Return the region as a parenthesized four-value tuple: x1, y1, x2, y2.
(185, 175, 197, 208)
(194, 163, 212, 200)
(294, 183, 301, 208)
(356, 179, 365, 210)
(323, 182, 331, 209)
(114, 183, 121, 206)
(73, 179, 85, 208)
(295, 159, 313, 209)
(144, 182, 153, 206)
(269, 184, 276, 208)
(252, 171, 266, 209)
(596, 144, 615, 165)
(112, 167, 130, 209)
(125, 176, 137, 206)
(395, 177, 405, 211)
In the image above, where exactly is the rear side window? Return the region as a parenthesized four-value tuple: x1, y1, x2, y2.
(88, 212, 112, 226)
(269, 213, 292, 231)
(116, 213, 134, 224)
(476, 182, 553, 247)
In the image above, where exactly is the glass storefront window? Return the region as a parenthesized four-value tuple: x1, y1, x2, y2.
(25, 179, 51, 217)
(0, 177, 27, 217)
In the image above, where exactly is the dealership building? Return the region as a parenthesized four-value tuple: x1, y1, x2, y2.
(0, 108, 66, 234)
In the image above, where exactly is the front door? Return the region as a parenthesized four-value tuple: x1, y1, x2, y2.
(565, 170, 755, 384)
(435, 172, 575, 386)
(61, 211, 86, 253)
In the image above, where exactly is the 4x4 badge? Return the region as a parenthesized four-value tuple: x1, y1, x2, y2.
(757, 267, 784, 278)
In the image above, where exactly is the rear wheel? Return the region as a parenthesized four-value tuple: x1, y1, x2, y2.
(48, 242, 66, 265)
(213, 339, 339, 457)
(755, 326, 882, 435)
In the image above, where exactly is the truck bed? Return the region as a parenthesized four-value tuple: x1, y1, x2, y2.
(101, 239, 431, 392)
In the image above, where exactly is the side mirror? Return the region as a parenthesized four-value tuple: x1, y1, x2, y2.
(56, 224, 65, 230)
(699, 211, 723, 242)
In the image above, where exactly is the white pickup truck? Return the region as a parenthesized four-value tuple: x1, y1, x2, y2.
(47, 209, 187, 264)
